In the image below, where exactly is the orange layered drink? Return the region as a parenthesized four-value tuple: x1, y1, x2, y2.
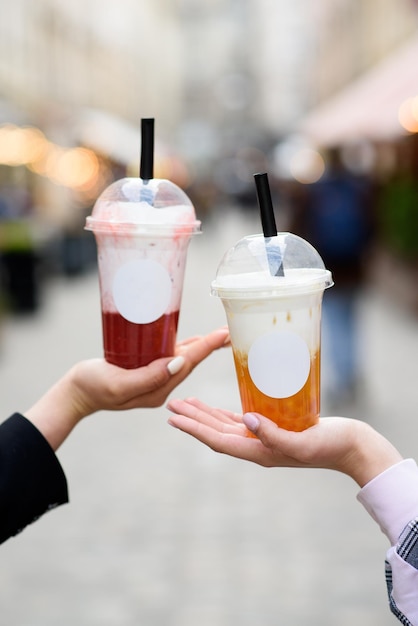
(233, 347, 321, 432)
(211, 233, 333, 432)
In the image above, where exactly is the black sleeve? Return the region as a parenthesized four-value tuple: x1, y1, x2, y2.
(0, 413, 68, 544)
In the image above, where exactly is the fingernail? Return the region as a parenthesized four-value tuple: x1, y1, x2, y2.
(242, 412, 260, 432)
(218, 326, 230, 341)
(167, 356, 185, 375)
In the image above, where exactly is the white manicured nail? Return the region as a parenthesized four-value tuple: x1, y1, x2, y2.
(167, 356, 185, 375)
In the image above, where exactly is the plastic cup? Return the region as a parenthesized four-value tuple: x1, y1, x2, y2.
(85, 177, 200, 369)
(211, 232, 333, 431)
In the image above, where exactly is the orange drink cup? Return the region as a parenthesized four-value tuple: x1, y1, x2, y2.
(211, 232, 333, 432)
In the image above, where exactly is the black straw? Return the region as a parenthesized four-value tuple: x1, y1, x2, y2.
(140, 118, 154, 180)
(254, 172, 284, 277)
(254, 172, 277, 238)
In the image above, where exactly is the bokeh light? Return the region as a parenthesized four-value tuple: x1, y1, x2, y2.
(289, 147, 325, 183)
(51, 147, 100, 189)
(398, 96, 418, 133)
(273, 137, 325, 183)
(0, 123, 105, 201)
(0, 124, 49, 166)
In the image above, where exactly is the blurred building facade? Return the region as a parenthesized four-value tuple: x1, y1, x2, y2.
(307, 0, 417, 105)
(0, 1, 183, 137)
(0, 0, 417, 315)
(0, 0, 417, 161)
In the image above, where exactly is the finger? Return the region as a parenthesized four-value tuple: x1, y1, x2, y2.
(244, 412, 331, 467)
(167, 398, 245, 435)
(175, 336, 202, 349)
(176, 328, 230, 365)
(167, 410, 269, 463)
(244, 412, 305, 449)
(176, 326, 229, 351)
(180, 397, 243, 426)
(101, 357, 183, 409)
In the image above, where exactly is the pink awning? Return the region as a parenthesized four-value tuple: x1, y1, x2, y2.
(299, 35, 418, 145)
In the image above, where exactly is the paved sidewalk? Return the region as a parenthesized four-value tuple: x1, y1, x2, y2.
(0, 208, 417, 625)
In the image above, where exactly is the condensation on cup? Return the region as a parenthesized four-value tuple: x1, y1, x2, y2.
(85, 177, 201, 369)
(211, 232, 333, 432)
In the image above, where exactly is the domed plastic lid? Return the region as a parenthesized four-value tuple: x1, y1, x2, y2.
(85, 177, 201, 236)
(211, 232, 333, 298)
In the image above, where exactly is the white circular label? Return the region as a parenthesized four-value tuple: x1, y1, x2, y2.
(248, 330, 311, 398)
(112, 259, 172, 324)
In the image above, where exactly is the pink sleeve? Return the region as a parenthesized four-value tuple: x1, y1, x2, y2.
(357, 459, 418, 545)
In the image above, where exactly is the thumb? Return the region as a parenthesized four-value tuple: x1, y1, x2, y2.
(242, 412, 286, 449)
(242, 412, 261, 433)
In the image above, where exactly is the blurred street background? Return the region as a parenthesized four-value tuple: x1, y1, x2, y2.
(0, 0, 418, 624)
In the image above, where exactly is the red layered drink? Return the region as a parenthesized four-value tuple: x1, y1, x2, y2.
(86, 177, 200, 369)
(102, 309, 180, 369)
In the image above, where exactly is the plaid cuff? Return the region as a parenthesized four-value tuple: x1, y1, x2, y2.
(385, 560, 413, 626)
(397, 519, 418, 569)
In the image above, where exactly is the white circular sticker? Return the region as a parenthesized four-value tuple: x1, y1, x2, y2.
(112, 259, 172, 324)
(248, 330, 310, 398)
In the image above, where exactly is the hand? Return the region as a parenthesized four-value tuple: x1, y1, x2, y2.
(70, 328, 230, 415)
(167, 397, 403, 487)
(25, 327, 229, 450)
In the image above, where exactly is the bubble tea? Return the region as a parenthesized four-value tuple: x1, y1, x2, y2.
(212, 233, 333, 430)
(211, 174, 333, 432)
(85, 119, 200, 369)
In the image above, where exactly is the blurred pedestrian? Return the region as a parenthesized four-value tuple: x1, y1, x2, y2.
(0, 184, 39, 314)
(289, 146, 375, 408)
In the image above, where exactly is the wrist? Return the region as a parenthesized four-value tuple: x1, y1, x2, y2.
(24, 368, 86, 451)
(341, 420, 403, 487)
